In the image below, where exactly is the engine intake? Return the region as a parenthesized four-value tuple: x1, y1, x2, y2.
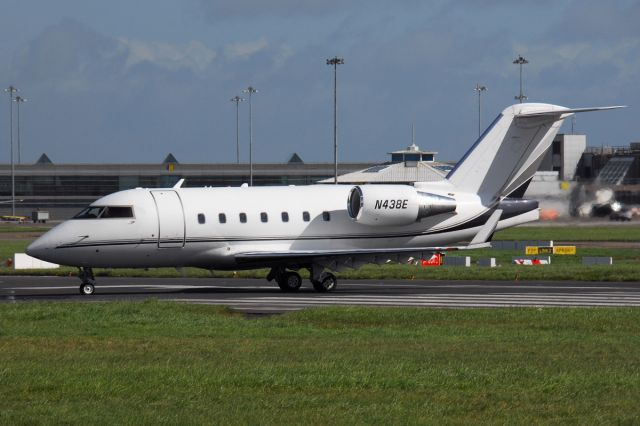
(347, 185, 456, 226)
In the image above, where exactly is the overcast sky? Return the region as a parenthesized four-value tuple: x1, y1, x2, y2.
(1, 0, 638, 164)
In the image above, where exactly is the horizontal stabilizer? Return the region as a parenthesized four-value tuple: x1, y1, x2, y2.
(516, 106, 626, 118)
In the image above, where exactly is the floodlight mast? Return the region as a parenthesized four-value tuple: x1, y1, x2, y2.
(14, 96, 26, 165)
(326, 56, 344, 184)
(513, 55, 529, 103)
(4, 85, 18, 216)
(242, 86, 257, 186)
(473, 84, 487, 138)
(230, 95, 244, 164)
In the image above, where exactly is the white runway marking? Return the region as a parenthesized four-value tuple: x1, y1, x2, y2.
(5, 279, 640, 311)
(5, 284, 273, 291)
(169, 291, 640, 310)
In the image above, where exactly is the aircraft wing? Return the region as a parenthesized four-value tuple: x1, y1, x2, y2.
(234, 242, 490, 270)
(235, 209, 497, 268)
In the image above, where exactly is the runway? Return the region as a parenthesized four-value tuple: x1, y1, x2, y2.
(2, 276, 640, 313)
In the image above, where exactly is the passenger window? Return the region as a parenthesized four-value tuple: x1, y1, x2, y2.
(281, 212, 289, 222)
(197, 213, 205, 224)
(322, 211, 331, 221)
(261, 212, 268, 223)
(302, 211, 310, 222)
(239, 213, 247, 223)
(219, 213, 226, 224)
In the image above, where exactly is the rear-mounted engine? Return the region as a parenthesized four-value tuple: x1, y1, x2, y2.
(347, 185, 457, 226)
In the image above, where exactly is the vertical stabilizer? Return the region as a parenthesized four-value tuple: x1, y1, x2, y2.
(446, 103, 621, 204)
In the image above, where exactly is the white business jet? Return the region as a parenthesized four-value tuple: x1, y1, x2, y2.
(27, 103, 622, 295)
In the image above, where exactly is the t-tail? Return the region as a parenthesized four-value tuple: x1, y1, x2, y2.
(446, 103, 624, 204)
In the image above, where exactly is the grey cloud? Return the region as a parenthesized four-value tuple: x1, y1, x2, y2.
(3, 3, 637, 165)
(12, 18, 224, 95)
(12, 18, 128, 91)
(120, 39, 217, 73)
(224, 38, 269, 60)
(199, 0, 363, 20)
(551, 0, 640, 42)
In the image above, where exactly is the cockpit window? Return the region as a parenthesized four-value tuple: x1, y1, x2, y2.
(101, 206, 134, 218)
(73, 206, 104, 219)
(73, 206, 133, 219)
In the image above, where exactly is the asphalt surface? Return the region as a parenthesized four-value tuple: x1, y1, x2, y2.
(2, 276, 640, 313)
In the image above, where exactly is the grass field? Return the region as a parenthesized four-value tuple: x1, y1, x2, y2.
(1, 302, 640, 424)
(2, 240, 640, 281)
(494, 225, 640, 242)
(1, 225, 639, 281)
(0, 225, 50, 233)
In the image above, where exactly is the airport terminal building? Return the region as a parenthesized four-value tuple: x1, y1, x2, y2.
(0, 153, 372, 219)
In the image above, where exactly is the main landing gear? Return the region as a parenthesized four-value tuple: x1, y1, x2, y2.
(78, 267, 96, 295)
(267, 267, 303, 292)
(311, 272, 337, 292)
(267, 265, 338, 292)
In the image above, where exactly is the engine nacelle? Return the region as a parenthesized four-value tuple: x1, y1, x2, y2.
(347, 185, 457, 226)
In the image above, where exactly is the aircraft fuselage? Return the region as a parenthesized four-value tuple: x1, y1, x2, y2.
(26, 184, 537, 270)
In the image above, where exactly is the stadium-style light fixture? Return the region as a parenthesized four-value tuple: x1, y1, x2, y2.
(230, 95, 245, 165)
(513, 55, 529, 103)
(473, 84, 487, 137)
(14, 95, 27, 165)
(326, 56, 344, 184)
(4, 85, 18, 215)
(242, 86, 258, 186)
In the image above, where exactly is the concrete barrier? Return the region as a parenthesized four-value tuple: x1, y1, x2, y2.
(582, 257, 613, 265)
(512, 256, 551, 265)
(443, 256, 471, 267)
(13, 253, 59, 269)
(478, 258, 497, 267)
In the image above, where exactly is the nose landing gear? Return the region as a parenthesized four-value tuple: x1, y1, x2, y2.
(78, 267, 96, 295)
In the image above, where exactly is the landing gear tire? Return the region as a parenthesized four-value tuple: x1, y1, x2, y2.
(277, 271, 302, 292)
(78, 267, 96, 296)
(312, 273, 337, 292)
(80, 282, 95, 296)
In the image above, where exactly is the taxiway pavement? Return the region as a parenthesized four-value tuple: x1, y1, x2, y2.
(2, 276, 640, 313)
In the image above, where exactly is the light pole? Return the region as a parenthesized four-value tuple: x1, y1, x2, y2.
(4, 85, 18, 216)
(326, 56, 344, 184)
(14, 96, 26, 165)
(474, 84, 487, 138)
(513, 55, 529, 103)
(230, 95, 244, 164)
(242, 86, 257, 186)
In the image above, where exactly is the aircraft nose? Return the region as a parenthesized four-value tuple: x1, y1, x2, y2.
(26, 234, 54, 261)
